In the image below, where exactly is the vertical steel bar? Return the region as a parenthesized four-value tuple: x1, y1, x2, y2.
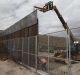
(21, 20, 23, 64)
(35, 36, 38, 75)
(28, 37, 29, 66)
(22, 37, 24, 64)
(66, 29, 71, 75)
(68, 29, 71, 75)
(12, 39, 16, 57)
(66, 29, 69, 75)
(17, 38, 19, 61)
(48, 35, 50, 75)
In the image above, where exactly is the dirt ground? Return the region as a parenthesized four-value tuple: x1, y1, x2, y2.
(39, 52, 80, 75)
(0, 59, 36, 75)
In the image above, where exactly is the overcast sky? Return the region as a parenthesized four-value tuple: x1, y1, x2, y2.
(0, 0, 80, 36)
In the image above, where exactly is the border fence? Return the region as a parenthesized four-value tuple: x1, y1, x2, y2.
(0, 10, 80, 75)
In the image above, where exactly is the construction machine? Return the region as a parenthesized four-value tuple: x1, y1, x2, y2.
(34, 1, 80, 62)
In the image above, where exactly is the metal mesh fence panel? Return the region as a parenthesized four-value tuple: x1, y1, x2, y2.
(37, 30, 68, 75)
(12, 38, 18, 59)
(17, 51, 22, 62)
(29, 54, 36, 68)
(23, 53, 29, 65)
(29, 36, 36, 54)
(28, 36, 36, 68)
(17, 38, 22, 51)
(23, 37, 28, 52)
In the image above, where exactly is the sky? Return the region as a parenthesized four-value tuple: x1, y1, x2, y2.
(0, 0, 80, 37)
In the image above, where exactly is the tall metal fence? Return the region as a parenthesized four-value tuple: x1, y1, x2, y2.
(38, 27, 80, 75)
(0, 27, 80, 75)
(2, 36, 37, 68)
(37, 30, 67, 75)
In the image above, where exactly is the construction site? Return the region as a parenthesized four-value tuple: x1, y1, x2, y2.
(0, 0, 80, 75)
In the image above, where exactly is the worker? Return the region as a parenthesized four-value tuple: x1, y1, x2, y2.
(40, 57, 47, 71)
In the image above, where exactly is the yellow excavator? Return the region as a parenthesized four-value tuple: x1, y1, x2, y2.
(34, 1, 80, 62)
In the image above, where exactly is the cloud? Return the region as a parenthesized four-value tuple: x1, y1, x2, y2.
(0, 0, 80, 37)
(0, 0, 29, 30)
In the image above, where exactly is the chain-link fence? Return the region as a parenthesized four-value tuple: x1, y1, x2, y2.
(0, 9, 80, 75)
(1, 27, 80, 75)
(37, 30, 68, 75)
